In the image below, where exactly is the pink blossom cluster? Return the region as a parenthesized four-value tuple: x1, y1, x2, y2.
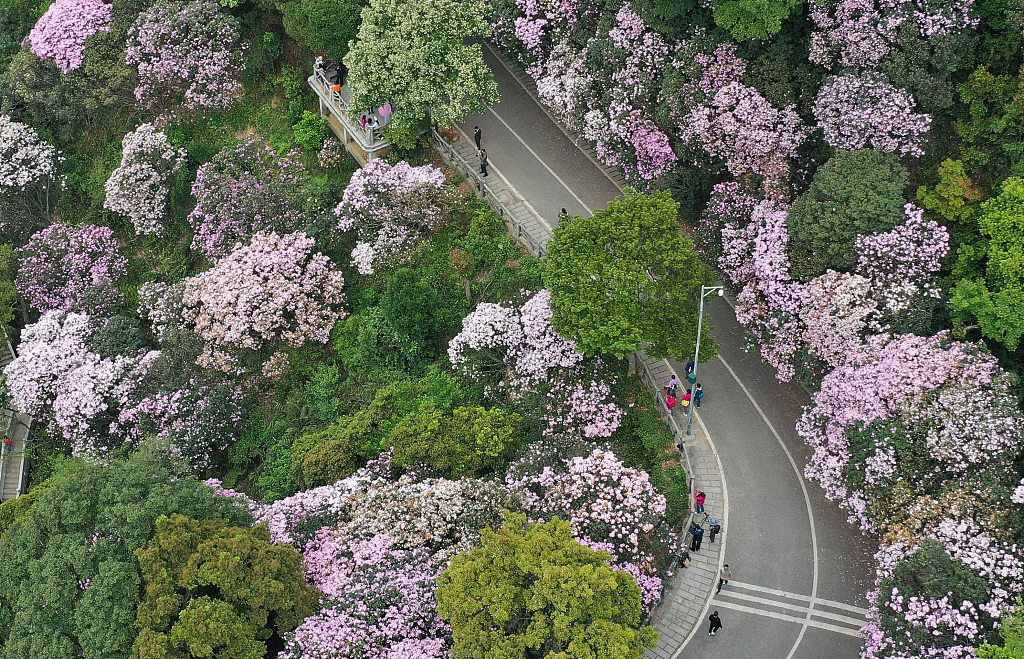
(181, 232, 346, 372)
(448, 291, 623, 436)
(541, 376, 624, 439)
(16, 224, 127, 315)
(683, 82, 808, 196)
(854, 203, 949, 286)
(2, 311, 160, 457)
(799, 272, 879, 367)
(334, 159, 450, 275)
(283, 534, 450, 659)
(0, 115, 57, 189)
(137, 281, 185, 340)
(118, 381, 245, 469)
(104, 123, 186, 235)
(189, 139, 309, 257)
(507, 448, 670, 575)
(796, 332, 1004, 528)
(27, 0, 112, 73)
(809, 0, 978, 71)
(125, 0, 243, 111)
(813, 72, 932, 156)
(720, 200, 808, 381)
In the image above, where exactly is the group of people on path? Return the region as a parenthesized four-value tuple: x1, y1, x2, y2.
(665, 372, 703, 412)
(686, 488, 734, 639)
(474, 126, 489, 177)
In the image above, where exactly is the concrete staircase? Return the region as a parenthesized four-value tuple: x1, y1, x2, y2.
(0, 338, 29, 503)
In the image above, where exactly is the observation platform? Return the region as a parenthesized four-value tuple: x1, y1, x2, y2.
(308, 66, 390, 166)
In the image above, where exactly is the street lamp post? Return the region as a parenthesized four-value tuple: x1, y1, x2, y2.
(685, 285, 723, 438)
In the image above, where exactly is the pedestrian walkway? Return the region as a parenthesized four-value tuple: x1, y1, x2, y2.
(0, 340, 30, 503)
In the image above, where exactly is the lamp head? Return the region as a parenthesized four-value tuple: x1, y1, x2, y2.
(717, 288, 724, 297)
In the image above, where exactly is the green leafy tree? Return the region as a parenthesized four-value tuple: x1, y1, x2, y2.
(977, 602, 1024, 658)
(343, 0, 499, 127)
(917, 159, 984, 225)
(787, 149, 909, 281)
(710, 0, 802, 40)
(0, 451, 253, 659)
(291, 111, 331, 153)
(133, 514, 318, 659)
(436, 514, 659, 659)
(950, 176, 1024, 350)
(278, 0, 365, 62)
(543, 189, 715, 362)
(390, 403, 522, 478)
(0, 244, 17, 342)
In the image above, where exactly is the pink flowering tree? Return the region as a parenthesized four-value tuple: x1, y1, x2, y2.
(27, 0, 112, 74)
(0, 115, 57, 192)
(505, 448, 671, 611)
(813, 72, 932, 156)
(181, 231, 346, 373)
(333, 159, 452, 275)
(796, 332, 1022, 532)
(448, 290, 624, 437)
(798, 271, 879, 368)
(1, 311, 161, 458)
(104, 124, 186, 236)
(117, 380, 245, 470)
(809, 0, 979, 71)
(682, 82, 808, 198)
(189, 139, 309, 258)
(125, 0, 243, 112)
(695, 181, 759, 266)
(16, 224, 127, 315)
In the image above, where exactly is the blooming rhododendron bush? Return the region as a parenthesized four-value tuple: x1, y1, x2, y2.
(27, 0, 112, 73)
(125, 0, 243, 112)
(181, 231, 347, 373)
(16, 223, 127, 315)
(189, 139, 310, 257)
(333, 159, 454, 275)
(104, 123, 186, 235)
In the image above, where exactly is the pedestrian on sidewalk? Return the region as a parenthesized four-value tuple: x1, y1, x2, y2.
(665, 374, 680, 397)
(708, 611, 722, 635)
(682, 389, 692, 409)
(685, 360, 695, 375)
(3, 437, 12, 452)
(689, 523, 704, 552)
(717, 564, 731, 593)
(695, 383, 704, 407)
(559, 207, 569, 222)
(666, 394, 677, 410)
(474, 126, 482, 150)
(480, 149, 489, 177)
(695, 490, 706, 514)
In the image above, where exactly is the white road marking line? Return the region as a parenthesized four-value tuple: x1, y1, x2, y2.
(482, 106, 594, 215)
(482, 41, 626, 194)
(671, 364, 731, 659)
(728, 582, 868, 615)
(715, 354, 822, 659)
(710, 600, 864, 638)
(715, 592, 865, 628)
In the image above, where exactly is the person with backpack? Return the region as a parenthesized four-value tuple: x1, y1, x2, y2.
(689, 523, 704, 552)
(695, 383, 704, 407)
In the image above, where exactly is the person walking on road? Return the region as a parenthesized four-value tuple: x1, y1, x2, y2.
(695, 383, 704, 407)
(480, 149, 489, 177)
(685, 360, 695, 375)
(665, 374, 680, 397)
(695, 490, 706, 514)
(709, 611, 722, 636)
(474, 126, 482, 151)
(717, 564, 731, 593)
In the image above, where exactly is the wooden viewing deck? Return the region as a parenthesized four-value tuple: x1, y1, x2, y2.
(0, 338, 30, 503)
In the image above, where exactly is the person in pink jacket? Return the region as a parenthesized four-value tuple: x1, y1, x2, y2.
(695, 490, 706, 514)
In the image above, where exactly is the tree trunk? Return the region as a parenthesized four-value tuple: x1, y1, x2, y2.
(627, 352, 637, 376)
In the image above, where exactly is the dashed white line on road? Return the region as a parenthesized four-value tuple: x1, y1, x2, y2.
(715, 354, 822, 659)
(709, 599, 863, 638)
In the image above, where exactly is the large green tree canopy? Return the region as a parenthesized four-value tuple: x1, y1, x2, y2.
(710, 0, 803, 41)
(950, 176, 1024, 351)
(0, 452, 254, 659)
(133, 514, 318, 659)
(543, 189, 716, 361)
(787, 149, 909, 281)
(436, 514, 659, 659)
(343, 0, 499, 128)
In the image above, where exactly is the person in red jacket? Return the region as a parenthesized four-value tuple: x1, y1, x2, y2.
(695, 490, 706, 514)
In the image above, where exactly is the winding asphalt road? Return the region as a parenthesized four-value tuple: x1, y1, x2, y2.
(458, 44, 876, 658)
